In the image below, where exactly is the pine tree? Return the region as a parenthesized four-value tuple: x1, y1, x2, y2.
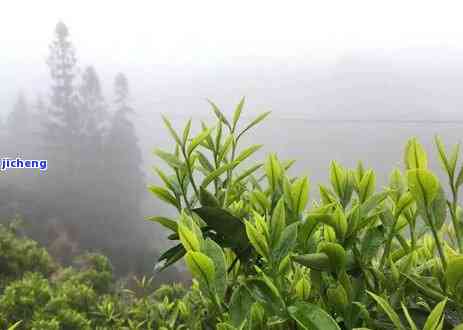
(44, 21, 80, 178)
(106, 73, 144, 209)
(39, 21, 85, 258)
(103, 73, 145, 273)
(7, 92, 29, 136)
(6, 92, 36, 160)
(78, 66, 107, 174)
(79, 66, 107, 137)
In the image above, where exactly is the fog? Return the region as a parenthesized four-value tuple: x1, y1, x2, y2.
(2, 1, 463, 280)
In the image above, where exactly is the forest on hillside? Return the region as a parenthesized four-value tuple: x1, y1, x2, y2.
(0, 22, 185, 280)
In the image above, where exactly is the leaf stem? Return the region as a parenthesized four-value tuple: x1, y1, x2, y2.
(380, 215, 400, 270)
(181, 146, 200, 199)
(449, 185, 463, 252)
(175, 169, 192, 212)
(427, 208, 447, 269)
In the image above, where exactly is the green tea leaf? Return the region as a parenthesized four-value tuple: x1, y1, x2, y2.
(359, 169, 376, 203)
(330, 161, 346, 200)
(218, 135, 234, 163)
(148, 185, 180, 210)
(234, 144, 262, 164)
(145, 216, 178, 232)
(456, 165, 463, 188)
(157, 243, 186, 270)
(360, 191, 388, 216)
(232, 97, 245, 132)
(208, 99, 231, 129)
(319, 185, 338, 205)
(402, 273, 447, 301)
(162, 115, 182, 146)
(333, 207, 348, 240)
(445, 256, 463, 292)
(436, 136, 460, 180)
(292, 176, 309, 214)
(395, 192, 414, 217)
(199, 186, 220, 208)
(229, 284, 254, 327)
(193, 206, 249, 251)
(234, 164, 263, 185)
(361, 226, 385, 263)
(294, 276, 311, 300)
(238, 111, 271, 140)
(197, 151, 214, 172)
(270, 198, 286, 246)
(201, 162, 237, 188)
(185, 251, 216, 293)
(423, 299, 447, 330)
(318, 242, 347, 273)
(288, 302, 341, 330)
(367, 291, 405, 330)
(407, 169, 440, 209)
(245, 221, 269, 259)
(265, 153, 282, 192)
(250, 190, 270, 212)
(431, 186, 447, 230)
(178, 223, 200, 251)
(389, 168, 405, 202)
(153, 149, 184, 169)
(187, 127, 211, 156)
(292, 253, 330, 271)
(153, 166, 178, 193)
(246, 278, 285, 316)
(6, 321, 22, 330)
(216, 323, 238, 330)
(299, 213, 322, 244)
(405, 137, 428, 169)
(202, 238, 227, 300)
(272, 223, 298, 262)
(326, 284, 348, 313)
(182, 118, 192, 145)
(400, 302, 418, 330)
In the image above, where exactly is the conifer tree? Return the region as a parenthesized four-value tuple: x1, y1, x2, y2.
(7, 92, 29, 136)
(78, 66, 107, 174)
(44, 21, 80, 178)
(106, 73, 144, 210)
(103, 73, 146, 273)
(5, 93, 31, 179)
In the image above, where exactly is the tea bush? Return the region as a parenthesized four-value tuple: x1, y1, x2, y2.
(149, 98, 463, 329)
(0, 222, 203, 329)
(0, 219, 56, 287)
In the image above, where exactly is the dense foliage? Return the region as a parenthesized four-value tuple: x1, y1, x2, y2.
(3, 98, 463, 329)
(149, 98, 463, 329)
(0, 221, 203, 329)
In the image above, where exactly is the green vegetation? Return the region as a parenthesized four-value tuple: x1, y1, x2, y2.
(2, 98, 463, 329)
(0, 221, 205, 329)
(149, 98, 463, 329)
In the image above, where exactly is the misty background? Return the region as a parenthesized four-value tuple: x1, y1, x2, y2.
(2, 1, 463, 282)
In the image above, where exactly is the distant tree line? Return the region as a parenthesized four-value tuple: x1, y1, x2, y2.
(0, 22, 179, 280)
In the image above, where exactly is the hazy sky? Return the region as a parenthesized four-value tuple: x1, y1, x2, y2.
(3, 1, 463, 121)
(3, 0, 463, 66)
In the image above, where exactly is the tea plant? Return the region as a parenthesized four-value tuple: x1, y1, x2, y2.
(0, 222, 204, 329)
(149, 98, 463, 329)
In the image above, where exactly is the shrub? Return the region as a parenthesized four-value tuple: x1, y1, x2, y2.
(0, 220, 56, 287)
(149, 98, 463, 329)
(0, 272, 52, 329)
(0, 221, 206, 329)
